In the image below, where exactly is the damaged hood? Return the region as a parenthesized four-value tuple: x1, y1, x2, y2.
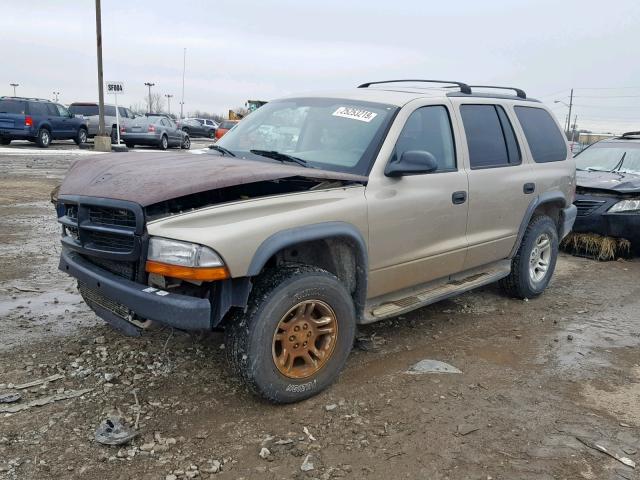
(59, 151, 367, 206)
(576, 170, 640, 194)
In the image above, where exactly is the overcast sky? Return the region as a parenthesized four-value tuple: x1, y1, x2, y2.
(2, 0, 639, 132)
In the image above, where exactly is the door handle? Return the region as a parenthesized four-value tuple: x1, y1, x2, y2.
(523, 183, 536, 194)
(452, 191, 467, 204)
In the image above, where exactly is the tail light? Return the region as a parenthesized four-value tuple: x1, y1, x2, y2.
(148, 125, 155, 132)
(120, 125, 126, 133)
(25, 116, 33, 127)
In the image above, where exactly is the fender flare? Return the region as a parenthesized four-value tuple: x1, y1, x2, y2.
(509, 191, 567, 258)
(247, 221, 369, 316)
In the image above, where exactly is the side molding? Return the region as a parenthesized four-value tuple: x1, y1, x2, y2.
(247, 222, 369, 316)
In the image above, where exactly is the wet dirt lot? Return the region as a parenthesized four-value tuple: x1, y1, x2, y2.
(0, 145, 638, 480)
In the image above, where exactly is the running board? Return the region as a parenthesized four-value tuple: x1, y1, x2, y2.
(365, 266, 510, 322)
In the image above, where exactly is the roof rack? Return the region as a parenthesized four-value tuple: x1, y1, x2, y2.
(621, 131, 640, 138)
(358, 79, 472, 94)
(468, 85, 527, 99)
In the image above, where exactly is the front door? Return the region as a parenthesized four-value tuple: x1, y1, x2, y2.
(54, 104, 74, 139)
(455, 102, 534, 269)
(366, 104, 469, 298)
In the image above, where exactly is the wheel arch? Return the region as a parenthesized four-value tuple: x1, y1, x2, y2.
(246, 222, 368, 319)
(509, 191, 567, 258)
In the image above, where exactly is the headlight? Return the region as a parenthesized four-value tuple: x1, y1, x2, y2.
(146, 237, 228, 281)
(608, 199, 640, 213)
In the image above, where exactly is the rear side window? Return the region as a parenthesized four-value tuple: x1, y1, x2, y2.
(514, 107, 567, 162)
(460, 104, 521, 168)
(394, 105, 456, 171)
(221, 121, 236, 129)
(28, 102, 50, 116)
(118, 107, 128, 117)
(0, 99, 27, 114)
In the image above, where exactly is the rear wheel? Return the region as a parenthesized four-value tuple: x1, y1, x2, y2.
(181, 135, 191, 149)
(74, 128, 87, 146)
(36, 128, 51, 148)
(125, 143, 135, 149)
(208, 130, 215, 139)
(0, 138, 10, 145)
(500, 215, 559, 299)
(225, 265, 356, 403)
(159, 135, 168, 150)
(110, 126, 118, 144)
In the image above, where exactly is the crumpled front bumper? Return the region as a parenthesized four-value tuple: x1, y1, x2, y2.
(59, 249, 211, 334)
(573, 194, 640, 243)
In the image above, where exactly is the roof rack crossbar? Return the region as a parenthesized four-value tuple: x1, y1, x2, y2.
(468, 85, 527, 99)
(358, 79, 472, 95)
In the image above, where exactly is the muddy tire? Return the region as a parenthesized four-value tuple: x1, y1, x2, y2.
(225, 264, 356, 403)
(36, 128, 51, 148)
(500, 215, 559, 299)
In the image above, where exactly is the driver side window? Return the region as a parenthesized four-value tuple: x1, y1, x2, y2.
(394, 106, 456, 172)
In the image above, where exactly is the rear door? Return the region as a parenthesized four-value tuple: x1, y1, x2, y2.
(0, 99, 27, 136)
(455, 102, 533, 269)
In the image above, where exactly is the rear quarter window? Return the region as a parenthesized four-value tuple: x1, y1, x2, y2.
(0, 99, 27, 114)
(514, 106, 567, 163)
(28, 102, 50, 116)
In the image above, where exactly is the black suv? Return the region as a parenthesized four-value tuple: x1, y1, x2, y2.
(0, 97, 88, 148)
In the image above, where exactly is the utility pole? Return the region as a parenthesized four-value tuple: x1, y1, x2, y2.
(93, 0, 110, 151)
(570, 114, 578, 143)
(180, 48, 186, 119)
(144, 82, 155, 113)
(566, 88, 573, 135)
(10, 83, 19, 96)
(164, 94, 173, 115)
(53, 91, 60, 102)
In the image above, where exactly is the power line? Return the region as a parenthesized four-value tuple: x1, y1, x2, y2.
(573, 94, 640, 98)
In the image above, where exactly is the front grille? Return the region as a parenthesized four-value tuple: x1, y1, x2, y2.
(78, 282, 131, 319)
(58, 197, 144, 266)
(575, 199, 606, 216)
(88, 206, 136, 228)
(84, 256, 136, 280)
(85, 231, 135, 253)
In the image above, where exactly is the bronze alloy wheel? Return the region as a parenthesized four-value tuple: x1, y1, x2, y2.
(272, 300, 338, 379)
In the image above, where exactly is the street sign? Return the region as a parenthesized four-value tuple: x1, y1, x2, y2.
(105, 81, 124, 144)
(106, 81, 124, 95)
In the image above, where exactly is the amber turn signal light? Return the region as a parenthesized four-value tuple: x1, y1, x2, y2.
(145, 260, 229, 282)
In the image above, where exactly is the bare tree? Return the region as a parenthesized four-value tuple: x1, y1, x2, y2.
(145, 93, 165, 114)
(189, 110, 225, 123)
(129, 102, 146, 116)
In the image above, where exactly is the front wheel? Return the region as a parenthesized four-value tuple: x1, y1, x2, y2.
(181, 135, 190, 149)
(225, 265, 356, 403)
(500, 215, 559, 299)
(75, 128, 87, 146)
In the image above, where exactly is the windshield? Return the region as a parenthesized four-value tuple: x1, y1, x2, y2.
(216, 97, 398, 175)
(575, 142, 640, 174)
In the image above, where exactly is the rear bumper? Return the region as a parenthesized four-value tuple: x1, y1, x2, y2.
(121, 132, 160, 145)
(0, 126, 35, 139)
(59, 249, 212, 331)
(560, 204, 577, 239)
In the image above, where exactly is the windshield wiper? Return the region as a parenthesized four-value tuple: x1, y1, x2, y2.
(609, 152, 626, 172)
(208, 144, 236, 157)
(250, 149, 310, 168)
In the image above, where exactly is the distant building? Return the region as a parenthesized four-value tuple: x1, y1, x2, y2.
(578, 132, 616, 145)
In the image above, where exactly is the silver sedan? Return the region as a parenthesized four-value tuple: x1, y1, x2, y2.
(121, 114, 190, 150)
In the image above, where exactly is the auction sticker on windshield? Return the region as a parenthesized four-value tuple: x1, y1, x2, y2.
(332, 106, 378, 122)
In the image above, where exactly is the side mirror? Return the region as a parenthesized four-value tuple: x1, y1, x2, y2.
(385, 150, 438, 177)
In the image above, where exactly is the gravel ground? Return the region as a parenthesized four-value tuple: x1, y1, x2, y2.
(0, 144, 638, 480)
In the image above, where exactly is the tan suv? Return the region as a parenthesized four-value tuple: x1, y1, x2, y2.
(56, 80, 576, 403)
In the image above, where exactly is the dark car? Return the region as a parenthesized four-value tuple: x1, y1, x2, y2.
(0, 97, 88, 148)
(120, 114, 190, 150)
(178, 118, 216, 138)
(570, 131, 640, 257)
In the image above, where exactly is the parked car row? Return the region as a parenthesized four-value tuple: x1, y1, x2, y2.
(120, 113, 191, 150)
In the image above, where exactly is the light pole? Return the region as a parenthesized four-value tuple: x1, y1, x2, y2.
(180, 47, 186, 119)
(53, 91, 60, 102)
(10, 83, 19, 96)
(165, 94, 173, 115)
(554, 98, 573, 135)
(144, 82, 155, 113)
(93, 0, 111, 151)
